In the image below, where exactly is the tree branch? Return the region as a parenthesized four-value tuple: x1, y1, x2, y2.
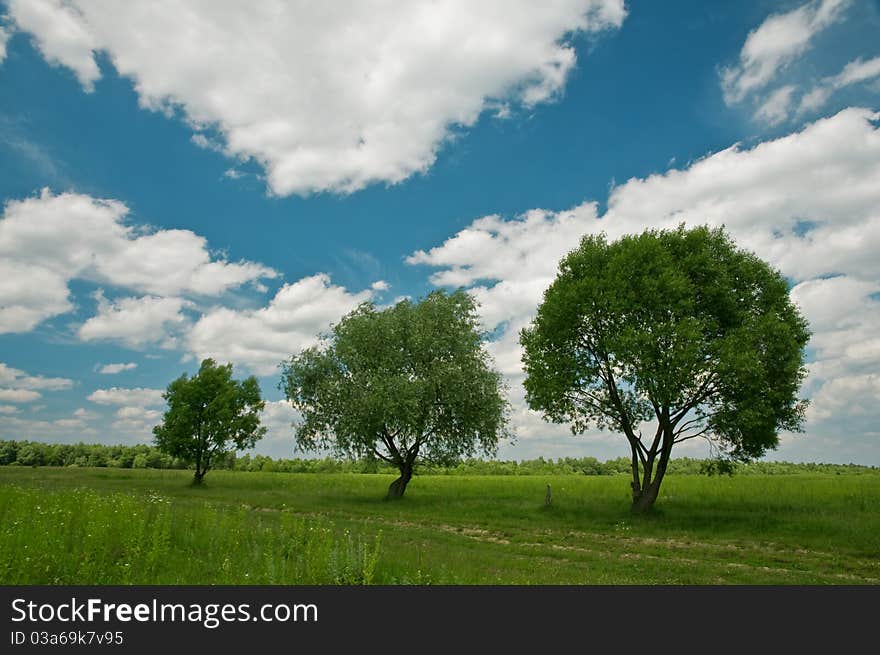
(370, 447, 396, 465)
(673, 426, 712, 444)
(674, 415, 705, 437)
(671, 374, 719, 425)
(379, 425, 402, 463)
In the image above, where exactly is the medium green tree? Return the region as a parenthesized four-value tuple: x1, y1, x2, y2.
(153, 358, 266, 484)
(521, 225, 810, 513)
(280, 290, 510, 499)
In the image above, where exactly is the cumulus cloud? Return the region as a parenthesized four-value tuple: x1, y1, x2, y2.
(73, 407, 99, 420)
(0, 362, 73, 390)
(0, 394, 103, 444)
(110, 405, 163, 440)
(721, 0, 850, 104)
(0, 259, 73, 334)
(97, 362, 138, 375)
(85, 387, 165, 440)
(408, 207, 598, 332)
(806, 374, 880, 423)
(87, 387, 165, 407)
(409, 108, 880, 461)
(78, 292, 189, 348)
(5, 0, 100, 89)
(6, 0, 626, 196)
(799, 56, 880, 114)
(186, 274, 374, 376)
(0, 362, 72, 405)
(0, 188, 276, 333)
(255, 400, 301, 459)
(0, 414, 98, 441)
(0, 389, 41, 403)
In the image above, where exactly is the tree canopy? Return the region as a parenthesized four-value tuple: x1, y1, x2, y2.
(153, 358, 266, 484)
(520, 225, 810, 512)
(280, 289, 510, 498)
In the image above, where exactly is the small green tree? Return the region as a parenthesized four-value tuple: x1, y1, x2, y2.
(153, 358, 266, 484)
(521, 225, 810, 513)
(280, 290, 510, 499)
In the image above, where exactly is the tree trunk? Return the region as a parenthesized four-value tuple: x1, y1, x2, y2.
(631, 480, 660, 513)
(631, 441, 672, 514)
(193, 468, 205, 485)
(386, 462, 413, 499)
(629, 446, 642, 503)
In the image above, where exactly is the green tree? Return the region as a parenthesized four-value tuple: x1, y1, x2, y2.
(280, 290, 510, 499)
(521, 225, 810, 513)
(153, 358, 266, 484)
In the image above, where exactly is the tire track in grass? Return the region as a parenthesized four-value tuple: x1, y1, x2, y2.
(247, 505, 879, 584)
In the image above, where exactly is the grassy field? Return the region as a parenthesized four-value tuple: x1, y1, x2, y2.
(1, 466, 878, 584)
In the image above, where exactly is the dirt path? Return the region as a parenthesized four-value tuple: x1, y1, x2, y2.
(244, 504, 880, 584)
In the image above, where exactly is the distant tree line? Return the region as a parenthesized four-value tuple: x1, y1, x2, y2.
(1, 440, 875, 476)
(0, 440, 209, 470)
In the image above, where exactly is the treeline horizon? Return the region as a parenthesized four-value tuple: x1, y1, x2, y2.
(0, 439, 876, 476)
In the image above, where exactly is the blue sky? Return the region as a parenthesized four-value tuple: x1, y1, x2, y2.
(1, 0, 878, 464)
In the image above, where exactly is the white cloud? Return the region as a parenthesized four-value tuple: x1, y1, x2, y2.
(370, 280, 390, 292)
(0, 188, 276, 333)
(0, 405, 20, 414)
(806, 373, 880, 423)
(97, 362, 138, 375)
(7, 0, 626, 196)
(87, 387, 165, 407)
(0, 362, 72, 405)
(0, 362, 73, 390)
(73, 407, 99, 420)
(110, 405, 163, 440)
(721, 0, 850, 104)
(755, 85, 797, 125)
(191, 133, 222, 152)
(799, 56, 880, 114)
(255, 400, 300, 459)
(85, 387, 165, 440)
(78, 292, 189, 348)
(601, 108, 880, 282)
(0, 414, 98, 441)
(0, 389, 41, 403)
(408, 207, 598, 332)
(186, 274, 373, 376)
(6, 0, 100, 90)
(0, 258, 72, 333)
(832, 55, 880, 87)
(409, 108, 880, 461)
(53, 418, 86, 429)
(790, 277, 880, 402)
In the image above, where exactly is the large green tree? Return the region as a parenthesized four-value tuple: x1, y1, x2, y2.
(521, 225, 810, 513)
(280, 290, 510, 499)
(153, 358, 266, 484)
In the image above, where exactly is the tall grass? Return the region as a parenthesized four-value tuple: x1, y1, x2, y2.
(1, 467, 878, 584)
(0, 485, 380, 585)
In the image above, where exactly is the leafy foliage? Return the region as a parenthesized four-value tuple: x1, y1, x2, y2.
(280, 290, 510, 497)
(521, 225, 811, 511)
(154, 358, 266, 483)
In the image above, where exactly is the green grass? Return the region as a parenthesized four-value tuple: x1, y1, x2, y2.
(1, 466, 878, 584)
